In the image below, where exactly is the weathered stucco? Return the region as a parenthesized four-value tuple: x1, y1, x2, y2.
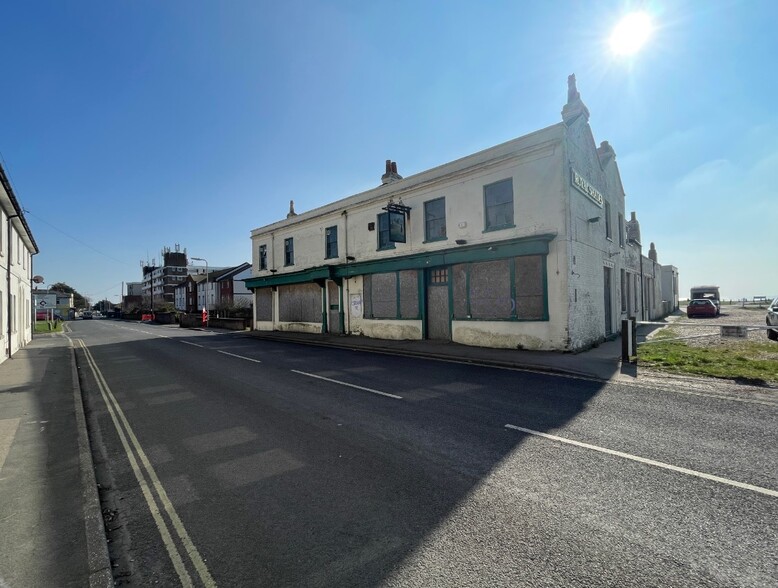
(276, 322, 322, 334)
(358, 320, 422, 341)
(453, 321, 563, 350)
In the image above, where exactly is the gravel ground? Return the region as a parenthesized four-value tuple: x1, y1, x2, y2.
(645, 304, 775, 348)
(637, 304, 778, 393)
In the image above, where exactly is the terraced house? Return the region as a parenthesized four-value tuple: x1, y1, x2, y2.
(1, 163, 38, 363)
(246, 76, 676, 351)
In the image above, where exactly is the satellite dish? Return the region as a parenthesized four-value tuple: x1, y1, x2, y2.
(32, 275, 44, 284)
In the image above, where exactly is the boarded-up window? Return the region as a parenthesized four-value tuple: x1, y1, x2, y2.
(371, 272, 397, 319)
(469, 260, 512, 319)
(256, 288, 273, 321)
(452, 264, 468, 319)
(278, 283, 321, 323)
(398, 270, 419, 319)
(514, 255, 544, 319)
(363, 271, 419, 319)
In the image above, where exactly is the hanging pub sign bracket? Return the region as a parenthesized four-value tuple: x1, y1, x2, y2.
(382, 200, 412, 218)
(382, 199, 411, 243)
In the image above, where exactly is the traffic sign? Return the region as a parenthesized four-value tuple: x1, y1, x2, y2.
(39, 300, 47, 307)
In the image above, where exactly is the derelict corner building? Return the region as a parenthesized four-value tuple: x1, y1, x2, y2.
(245, 75, 679, 351)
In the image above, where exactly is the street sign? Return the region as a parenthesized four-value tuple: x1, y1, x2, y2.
(39, 300, 47, 307)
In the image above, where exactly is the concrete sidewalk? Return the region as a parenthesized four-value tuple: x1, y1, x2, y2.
(0, 334, 111, 588)
(242, 329, 631, 382)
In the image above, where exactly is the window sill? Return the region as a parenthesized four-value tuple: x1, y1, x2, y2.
(483, 224, 515, 234)
(377, 245, 396, 251)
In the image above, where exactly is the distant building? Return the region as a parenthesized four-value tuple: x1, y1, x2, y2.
(245, 75, 679, 351)
(1, 163, 39, 363)
(141, 245, 189, 308)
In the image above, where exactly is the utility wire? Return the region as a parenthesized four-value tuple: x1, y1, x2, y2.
(23, 208, 133, 266)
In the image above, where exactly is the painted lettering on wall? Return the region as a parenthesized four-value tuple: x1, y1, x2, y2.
(571, 169, 604, 207)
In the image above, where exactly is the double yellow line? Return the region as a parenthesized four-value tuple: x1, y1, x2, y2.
(75, 338, 216, 587)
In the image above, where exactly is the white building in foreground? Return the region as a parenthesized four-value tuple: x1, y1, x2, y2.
(1, 163, 39, 363)
(246, 76, 677, 351)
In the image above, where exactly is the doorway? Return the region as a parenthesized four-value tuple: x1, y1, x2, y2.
(426, 268, 451, 340)
(603, 267, 613, 336)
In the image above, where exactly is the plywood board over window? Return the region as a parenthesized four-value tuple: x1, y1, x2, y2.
(363, 271, 420, 319)
(470, 260, 512, 319)
(452, 255, 547, 321)
(370, 273, 397, 318)
(398, 270, 419, 319)
(256, 288, 273, 321)
(278, 283, 320, 323)
(515, 255, 545, 319)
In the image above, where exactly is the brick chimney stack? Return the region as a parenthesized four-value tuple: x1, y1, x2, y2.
(381, 160, 403, 184)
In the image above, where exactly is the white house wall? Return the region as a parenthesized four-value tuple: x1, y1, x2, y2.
(0, 202, 36, 364)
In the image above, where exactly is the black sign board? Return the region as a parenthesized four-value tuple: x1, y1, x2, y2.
(388, 211, 406, 243)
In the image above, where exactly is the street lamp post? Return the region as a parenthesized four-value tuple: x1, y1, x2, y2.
(190, 257, 209, 326)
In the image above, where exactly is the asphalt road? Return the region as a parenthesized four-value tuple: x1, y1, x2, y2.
(69, 320, 778, 587)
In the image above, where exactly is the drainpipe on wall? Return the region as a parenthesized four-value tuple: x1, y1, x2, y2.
(639, 246, 645, 322)
(341, 210, 349, 334)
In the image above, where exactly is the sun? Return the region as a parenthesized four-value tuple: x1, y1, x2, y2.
(609, 12, 653, 56)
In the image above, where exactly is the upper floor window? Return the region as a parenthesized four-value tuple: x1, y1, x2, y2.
(605, 200, 612, 239)
(259, 244, 267, 270)
(377, 213, 395, 251)
(284, 238, 294, 266)
(424, 197, 446, 242)
(484, 178, 514, 231)
(618, 213, 625, 247)
(325, 226, 338, 259)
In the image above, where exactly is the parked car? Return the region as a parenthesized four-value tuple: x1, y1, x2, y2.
(82, 311, 93, 319)
(687, 299, 718, 318)
(767, 296, 778, 341)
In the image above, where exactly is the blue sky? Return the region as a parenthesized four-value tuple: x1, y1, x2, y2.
(1, 0, 775, 303)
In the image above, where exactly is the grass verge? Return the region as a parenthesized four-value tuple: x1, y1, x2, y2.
(34, 320, 63, 333)
(638, 331, 778, 384)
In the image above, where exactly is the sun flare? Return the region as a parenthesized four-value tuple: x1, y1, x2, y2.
(609, 12, 653, 56)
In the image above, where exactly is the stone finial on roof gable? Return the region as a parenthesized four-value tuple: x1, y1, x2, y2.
(562, 73, 590, 126)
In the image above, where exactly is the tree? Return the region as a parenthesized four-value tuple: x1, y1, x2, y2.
(48, 282, 88, 309)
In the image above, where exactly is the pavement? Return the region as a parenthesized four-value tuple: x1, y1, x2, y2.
(240, 328, 631, 382)
(0, 323, 629, 587)
(0, 333, 112, 588)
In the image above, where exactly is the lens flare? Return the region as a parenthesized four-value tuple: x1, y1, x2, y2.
(609, 12, 653, 56)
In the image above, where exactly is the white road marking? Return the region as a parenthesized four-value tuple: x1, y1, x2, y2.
(75, 339, 216, 586)
(180, 341, 204, 348)
(504, 424, 778, 498)
(217, 350, 262, 363)
(291, 370, 402, 399)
